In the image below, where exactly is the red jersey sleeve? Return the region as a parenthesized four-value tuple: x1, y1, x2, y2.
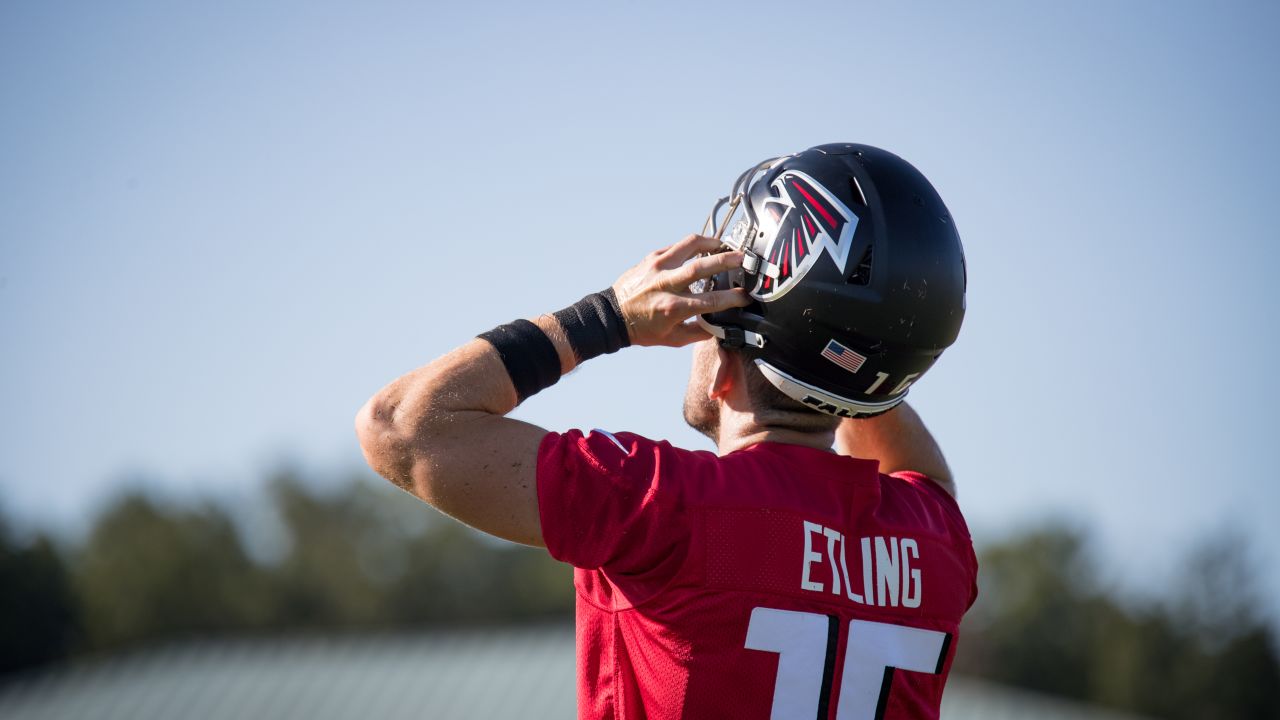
(536, 429, 693, 576)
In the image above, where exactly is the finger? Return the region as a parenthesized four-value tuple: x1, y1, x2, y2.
(647, 244, 673, 259)
(664, 320, 711, 347)
(663, 251, 744, 289)
(679, 288, 751, 316)
(656, 234, 723, 268)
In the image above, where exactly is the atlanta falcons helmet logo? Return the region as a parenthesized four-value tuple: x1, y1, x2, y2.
(751, 171, 860, 300)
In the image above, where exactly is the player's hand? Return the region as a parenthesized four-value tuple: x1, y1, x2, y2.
(611, 234, 750, 347)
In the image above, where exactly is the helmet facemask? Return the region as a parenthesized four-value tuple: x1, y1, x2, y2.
(691, 156, 787, 349)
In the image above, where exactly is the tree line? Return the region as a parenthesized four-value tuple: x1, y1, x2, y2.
(1, 471, 1276, 718)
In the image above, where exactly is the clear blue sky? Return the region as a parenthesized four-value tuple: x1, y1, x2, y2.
(2, 1, 1278, 612)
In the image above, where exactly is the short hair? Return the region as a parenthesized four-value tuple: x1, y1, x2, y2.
(739, 353, 841, 433)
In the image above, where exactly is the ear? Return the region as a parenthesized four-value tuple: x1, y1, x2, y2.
(707, 346, 738, 401)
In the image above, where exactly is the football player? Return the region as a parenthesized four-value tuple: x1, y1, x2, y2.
(357, 143, 975, 719)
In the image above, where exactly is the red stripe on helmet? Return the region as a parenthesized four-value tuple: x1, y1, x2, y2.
(791, 179, 836, 228)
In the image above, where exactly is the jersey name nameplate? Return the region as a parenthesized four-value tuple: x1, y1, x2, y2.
(704, 509, 926, 611)
(801, 520, 922, 608)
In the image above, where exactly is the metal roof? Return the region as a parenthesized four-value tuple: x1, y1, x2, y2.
(0, 625, 1153, 719)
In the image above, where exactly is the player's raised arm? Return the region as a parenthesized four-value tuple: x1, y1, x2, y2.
(353, 235, 747, 546)
(835, 403, 955, 497)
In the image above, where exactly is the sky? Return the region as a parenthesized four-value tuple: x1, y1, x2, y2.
(2, 1, 1279, 614)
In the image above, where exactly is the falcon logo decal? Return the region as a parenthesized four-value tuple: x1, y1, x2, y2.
(753, 171, 860, 300)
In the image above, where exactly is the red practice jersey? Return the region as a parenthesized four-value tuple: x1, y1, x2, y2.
(537, 429, 978, 720)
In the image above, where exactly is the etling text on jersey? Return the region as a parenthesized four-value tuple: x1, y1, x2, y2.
(801, 521, 921, 608)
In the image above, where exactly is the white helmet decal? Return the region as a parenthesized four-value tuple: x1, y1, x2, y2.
(753, 171, 860, 301)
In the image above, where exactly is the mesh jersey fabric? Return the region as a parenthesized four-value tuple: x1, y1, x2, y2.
(537, 429, 978, 720)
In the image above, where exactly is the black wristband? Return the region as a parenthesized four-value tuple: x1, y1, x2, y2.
(552, 288, 632, 363)
(477, 319, 562, 404)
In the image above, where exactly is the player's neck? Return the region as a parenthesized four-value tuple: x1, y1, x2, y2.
(715, 409, 835, 456)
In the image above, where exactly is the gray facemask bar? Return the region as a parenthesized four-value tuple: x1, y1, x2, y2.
(702, 155, 785, 255)
(695, 156, 790, 349)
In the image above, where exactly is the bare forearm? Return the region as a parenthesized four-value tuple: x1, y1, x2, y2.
(835, 402, 954, 495)
(354, 235, 747, 544)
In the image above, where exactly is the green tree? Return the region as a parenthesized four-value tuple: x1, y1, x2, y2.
(0, 513, 79, 674)
(265, 472, 396, 628)
(265, 471, 572, 628)
(956, 522, 1280, 719)
(1158, 529, 1280, 720)
(74, 494, 272, 650)
(955, 523, 1108, 698)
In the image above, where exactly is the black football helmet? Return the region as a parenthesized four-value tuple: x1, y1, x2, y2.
(696, 143, 966, 418)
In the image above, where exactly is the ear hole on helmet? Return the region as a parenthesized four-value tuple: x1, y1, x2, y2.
(849, 245, 874, 286)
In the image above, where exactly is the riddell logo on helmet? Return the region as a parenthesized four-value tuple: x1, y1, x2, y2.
(755, 171, 860, 300)
(800, 395, 858, 418)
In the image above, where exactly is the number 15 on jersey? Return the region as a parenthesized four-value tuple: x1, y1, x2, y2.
(745, 607, 951, 720)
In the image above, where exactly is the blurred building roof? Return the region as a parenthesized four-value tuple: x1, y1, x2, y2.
(0, 626, 1153, 720)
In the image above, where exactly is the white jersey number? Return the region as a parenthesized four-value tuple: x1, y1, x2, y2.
(744, 607, 951, 720)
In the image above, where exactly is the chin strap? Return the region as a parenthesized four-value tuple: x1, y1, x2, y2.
(695, 315, 766, 349)
(729, 224, 781, 280)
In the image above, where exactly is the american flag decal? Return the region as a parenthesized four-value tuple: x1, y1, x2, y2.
(820, 339, 866, 374)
